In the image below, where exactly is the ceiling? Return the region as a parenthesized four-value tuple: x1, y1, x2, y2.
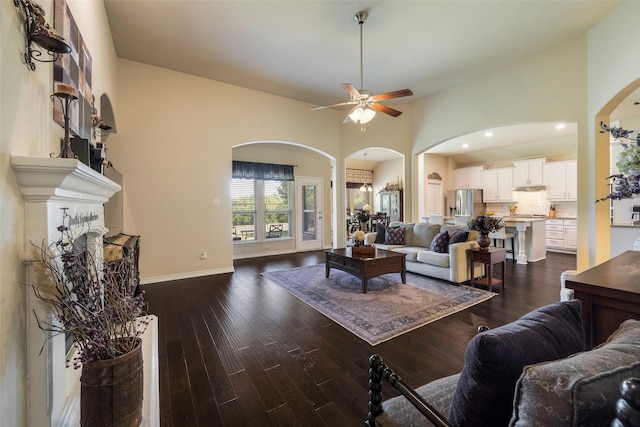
(103, 1, 624, 164)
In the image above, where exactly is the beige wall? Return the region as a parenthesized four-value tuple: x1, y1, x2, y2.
(1, 1, 117, 425)
(586, 1, 640, 269)
(110, 59, 344, 282)
(409, 35, 590, 266)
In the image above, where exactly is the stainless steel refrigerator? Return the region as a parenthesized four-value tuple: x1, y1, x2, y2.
(446, 189, 485, 217)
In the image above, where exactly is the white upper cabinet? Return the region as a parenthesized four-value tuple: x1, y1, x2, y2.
(496, 168, 515, 200)
(545, 160, 577, 201)
(482, 168, 514, 202)
(514, 158, 545, 186)
(454, 166, 484, 189)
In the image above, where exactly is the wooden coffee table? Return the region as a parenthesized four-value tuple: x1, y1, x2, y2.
(325, 248, 406, 293)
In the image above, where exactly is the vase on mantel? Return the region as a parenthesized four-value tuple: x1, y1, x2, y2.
(477, 233, 491, 251)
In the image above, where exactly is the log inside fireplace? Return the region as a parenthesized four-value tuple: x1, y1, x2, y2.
(104, 234, 141, 296)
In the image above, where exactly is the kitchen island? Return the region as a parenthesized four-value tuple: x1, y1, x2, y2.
(503, 217, 547, 264)
(610, 223, 640, 258)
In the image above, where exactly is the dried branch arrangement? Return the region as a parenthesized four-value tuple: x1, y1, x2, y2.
(32, 209, 148, 368)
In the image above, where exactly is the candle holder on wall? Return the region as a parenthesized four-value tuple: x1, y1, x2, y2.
(13, 0, 71, 71)
(51, 88, 78, 159)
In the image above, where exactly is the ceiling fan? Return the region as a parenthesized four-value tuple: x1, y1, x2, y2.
(311, 11, 413, 131)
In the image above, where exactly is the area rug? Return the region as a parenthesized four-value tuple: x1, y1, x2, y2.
(261, 265, 496, 345)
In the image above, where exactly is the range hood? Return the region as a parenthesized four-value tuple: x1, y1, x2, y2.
(513, 185, 546, 192)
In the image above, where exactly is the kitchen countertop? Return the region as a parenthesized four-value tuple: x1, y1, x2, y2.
(611, 223, 640, 228)
(503, 217, 548, 222)
(443, 216, 577, 222)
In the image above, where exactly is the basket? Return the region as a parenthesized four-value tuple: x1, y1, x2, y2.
(352, 245, 376, 256)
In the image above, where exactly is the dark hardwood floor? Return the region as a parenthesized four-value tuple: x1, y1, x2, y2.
(141, 250, 577, 426)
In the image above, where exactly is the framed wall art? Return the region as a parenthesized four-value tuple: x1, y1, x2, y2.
(53, 0, 92, 140)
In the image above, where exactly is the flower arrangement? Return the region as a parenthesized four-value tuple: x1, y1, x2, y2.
(32, 209, 148, 368)
(467, 215, 504, 235)
(356, 205, 371, 223)
(352, 230, 366, 242)
(598, 122, 640, 202)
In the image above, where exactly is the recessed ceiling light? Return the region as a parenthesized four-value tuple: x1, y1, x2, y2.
(555, 123, 566, 130)
(462, 143, 469, 149)
(484, 131, 493, 137)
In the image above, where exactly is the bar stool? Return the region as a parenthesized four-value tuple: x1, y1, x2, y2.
(489, 226, 516, 262)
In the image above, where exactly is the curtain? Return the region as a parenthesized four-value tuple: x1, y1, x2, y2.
(346, 168, 373, 188)
(232, 161, 294, 181)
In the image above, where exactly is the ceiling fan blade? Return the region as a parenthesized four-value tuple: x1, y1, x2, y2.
(340, 83, 361, 99)
(370, 102, 403, 117)
(310, 101, 355, 110)
(370, 89, 413, 101)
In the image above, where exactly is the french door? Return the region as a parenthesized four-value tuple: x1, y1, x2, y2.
(296, 177, 323, 251)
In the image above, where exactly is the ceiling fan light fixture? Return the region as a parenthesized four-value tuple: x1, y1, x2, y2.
(349, 107, 376, 124)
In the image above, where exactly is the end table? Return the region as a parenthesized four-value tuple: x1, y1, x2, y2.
(467, 247, 506, 291)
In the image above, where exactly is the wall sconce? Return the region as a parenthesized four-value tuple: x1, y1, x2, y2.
(14, 0, 71, 71)
(91, 95, 113, 139)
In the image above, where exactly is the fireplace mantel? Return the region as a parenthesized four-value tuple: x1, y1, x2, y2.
(10, 156, 163, 426)
(11, 156, 121, 203)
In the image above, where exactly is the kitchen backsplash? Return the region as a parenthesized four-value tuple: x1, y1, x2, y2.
(486, 191, 577, 218)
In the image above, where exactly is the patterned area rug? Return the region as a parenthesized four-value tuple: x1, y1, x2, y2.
(261, 264, 496, 346)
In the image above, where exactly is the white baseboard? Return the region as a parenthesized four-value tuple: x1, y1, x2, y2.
(233, 248, 296, 260)
(140, 267, 234, 285)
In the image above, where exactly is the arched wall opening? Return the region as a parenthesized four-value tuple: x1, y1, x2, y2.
(231, 141, 337, 259)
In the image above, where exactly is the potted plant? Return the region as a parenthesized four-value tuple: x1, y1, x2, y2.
(467, 215, 504, 250)
(31, 209, 148, 427)
(598, 122, 640, 202)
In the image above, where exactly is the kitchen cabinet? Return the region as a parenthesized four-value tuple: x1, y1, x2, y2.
(380, 191, 403, 223)
(545, 160, 577, 201)
(514, 158, 545, 186)
(425, 180, 443, 216)
(454, 166, 483, 189)
(482, 168, 514, 202)
(546, 218, 577, 252)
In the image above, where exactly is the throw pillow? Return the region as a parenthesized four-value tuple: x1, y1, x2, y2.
(429, 231, 450, 253)
(510, 319, 640, 427)
(448, 300, 584, 427)
(448, 230, 469, 251)
(384, 227, 405, 245)
(374, 224, 386, 244)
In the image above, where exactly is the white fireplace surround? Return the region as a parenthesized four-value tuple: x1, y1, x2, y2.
(11, 157, 158, 426)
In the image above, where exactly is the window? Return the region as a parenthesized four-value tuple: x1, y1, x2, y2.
(346, 188, 372, 214)
(232, 179, 256, 241)
(232, 178, 292, 241)
(264, 180, 290, 239)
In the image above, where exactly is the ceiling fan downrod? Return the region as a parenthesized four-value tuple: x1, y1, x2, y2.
(355, 11, 368, 94)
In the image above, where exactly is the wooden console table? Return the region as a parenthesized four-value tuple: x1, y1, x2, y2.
(566, 250, 640, 350)
(467, 247, 506, 292)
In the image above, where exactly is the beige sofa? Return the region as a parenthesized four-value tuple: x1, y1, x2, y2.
(365, 222, 482, 284)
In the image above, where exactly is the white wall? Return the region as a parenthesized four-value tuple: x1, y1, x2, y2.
(1, 1, 117, 425)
